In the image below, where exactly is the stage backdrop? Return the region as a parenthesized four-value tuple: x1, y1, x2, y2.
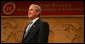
(1, 1, 84, 43)
(1, 1, 84, 17)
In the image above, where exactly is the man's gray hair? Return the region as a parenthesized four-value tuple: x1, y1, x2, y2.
(30, 4, 42, 13)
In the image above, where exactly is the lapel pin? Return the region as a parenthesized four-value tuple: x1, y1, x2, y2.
(33, 25, 35, 27)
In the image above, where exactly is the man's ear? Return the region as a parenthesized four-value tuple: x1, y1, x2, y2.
(37, 11, 40, 16)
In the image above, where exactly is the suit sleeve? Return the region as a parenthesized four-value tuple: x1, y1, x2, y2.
(38, 22, 49, 43)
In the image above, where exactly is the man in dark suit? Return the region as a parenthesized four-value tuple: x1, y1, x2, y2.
(22, 4, 49, 43)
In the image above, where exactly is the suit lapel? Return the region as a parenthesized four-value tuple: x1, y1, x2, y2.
(22, 23, 29, 40)
(23, 19, 40, 39)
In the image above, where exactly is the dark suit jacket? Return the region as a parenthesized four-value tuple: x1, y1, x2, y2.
(22, 19, 49, 43)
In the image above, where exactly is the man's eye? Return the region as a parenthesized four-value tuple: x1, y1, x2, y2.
(28, 9, 33, 11)
(31, 9, 33, 10)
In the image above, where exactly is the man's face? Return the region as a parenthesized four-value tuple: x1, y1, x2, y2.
(28, 5, 39, 20)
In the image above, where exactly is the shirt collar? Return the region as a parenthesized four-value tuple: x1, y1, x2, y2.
(31, 17, 39, 24)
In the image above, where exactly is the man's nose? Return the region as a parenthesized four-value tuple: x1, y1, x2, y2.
(28, 11, 30, 13)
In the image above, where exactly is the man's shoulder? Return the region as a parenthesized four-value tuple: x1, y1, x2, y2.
(39, 19, 49, 25)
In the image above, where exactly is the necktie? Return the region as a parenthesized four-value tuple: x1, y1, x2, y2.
(24, 21, 33, 38)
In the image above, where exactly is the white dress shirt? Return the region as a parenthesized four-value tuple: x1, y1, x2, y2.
(24, 17, 39, 37)
(25, 17, 39, 32)
(31, 17, 39, 27)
